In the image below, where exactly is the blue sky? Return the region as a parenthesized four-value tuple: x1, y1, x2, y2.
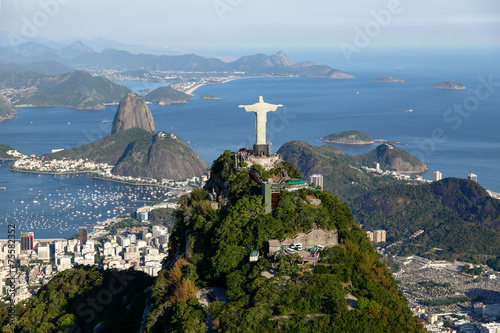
(0, 0, 498, 52)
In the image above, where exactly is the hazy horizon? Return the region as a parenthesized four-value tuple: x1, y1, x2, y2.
(0, 0, 497, 57)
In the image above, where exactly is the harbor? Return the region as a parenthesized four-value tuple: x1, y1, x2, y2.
(0, 168, 204, 239)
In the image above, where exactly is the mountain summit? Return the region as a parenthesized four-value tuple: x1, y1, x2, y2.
(272, 50, 294, 67)
(111, 93, 155, 134)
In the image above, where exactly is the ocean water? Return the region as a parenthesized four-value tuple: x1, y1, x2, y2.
(0, 49, 499, 238)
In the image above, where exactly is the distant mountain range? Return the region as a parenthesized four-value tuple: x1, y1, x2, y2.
(0, 31, 353, 79)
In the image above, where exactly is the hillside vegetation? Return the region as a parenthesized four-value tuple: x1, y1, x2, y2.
(0, 267, 153, 332)
(351, 178, 500, 261)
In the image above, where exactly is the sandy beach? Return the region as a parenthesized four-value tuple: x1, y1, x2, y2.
(185, 76, 256, 95)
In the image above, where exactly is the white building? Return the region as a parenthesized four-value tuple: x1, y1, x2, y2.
(37, 245, 50, 260)
(374, 230, 386, 243)
(468, 173, 478, 182)
(432, 171, 442, 182)
(57, 256, 72, 271)
(136, 206, 151, 222)
(481, 323, 500, 333)
(309, 174, 324, 189)
(117, 236, 131, 247)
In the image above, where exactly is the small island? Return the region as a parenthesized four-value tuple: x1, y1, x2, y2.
(321, 130, 375, 145)
(430, 81, 466, 90)
(144, 86, 193, 105)
(200, 95, 222, 100)
(373, 76, 405, 83)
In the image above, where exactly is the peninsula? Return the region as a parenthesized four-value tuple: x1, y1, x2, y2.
(430, 81, 466, 90)
(0, 143, 20, 160)
(0, 93, 18, 122)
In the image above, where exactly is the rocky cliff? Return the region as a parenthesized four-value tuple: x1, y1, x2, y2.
(111, 93, 155, 134)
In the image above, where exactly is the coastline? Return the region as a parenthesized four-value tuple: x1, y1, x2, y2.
(9, 169, 94, 176)
(185, 76, 259, 95)
(8, 168, 169, 188)
(92, 175, 167, 188)
(14, 104, 107, 110)
(0, 110, 19, 123)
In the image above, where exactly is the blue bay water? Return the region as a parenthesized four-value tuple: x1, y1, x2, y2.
(0, 49, 499, 238)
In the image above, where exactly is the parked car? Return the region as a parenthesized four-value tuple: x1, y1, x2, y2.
(286, 248, 296, 254)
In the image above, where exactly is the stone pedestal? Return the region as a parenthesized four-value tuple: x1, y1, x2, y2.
(253, 144, 269, 157)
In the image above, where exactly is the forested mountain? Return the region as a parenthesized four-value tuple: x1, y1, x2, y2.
(278, 139, 500, 261)
(0, 151, 425, 332)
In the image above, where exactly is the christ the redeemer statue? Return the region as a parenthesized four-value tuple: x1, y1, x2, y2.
(239, 96, 283, 156)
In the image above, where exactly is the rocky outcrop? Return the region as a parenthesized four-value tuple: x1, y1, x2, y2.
(111, 93, 155, 134)
(272, 50, 294, 67)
